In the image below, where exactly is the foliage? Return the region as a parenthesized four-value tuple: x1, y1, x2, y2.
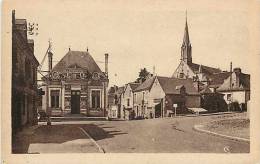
(135, 68, 151, 83)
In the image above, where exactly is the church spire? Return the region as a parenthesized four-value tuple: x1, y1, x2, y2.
(181, 11, 192, 65)
(183, 10, 190, 45)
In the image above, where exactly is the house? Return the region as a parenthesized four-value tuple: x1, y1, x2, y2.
(121, 83, 140, 120)
(133, 76, 200, 119)
(41, 50, 109, 117)
(217, 68, 250, 111)
(12, 10, 39, 134)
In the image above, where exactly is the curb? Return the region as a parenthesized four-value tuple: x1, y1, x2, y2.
(79, 127, 105, 153)
(193, 124, 250, 143)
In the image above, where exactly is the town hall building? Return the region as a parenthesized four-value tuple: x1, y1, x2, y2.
(41, 49, 109, 117)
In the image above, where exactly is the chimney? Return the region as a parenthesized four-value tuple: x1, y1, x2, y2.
(233, 67, 241, 74)
(12, 10, 15, 27)
(105, 53, 108, 77)
(230, 62, 232, 89)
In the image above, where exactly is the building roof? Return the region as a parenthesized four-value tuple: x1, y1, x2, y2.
(133, 76, 156, 92)
(129, 83, 140, 90)
(157, 76, 199, 95)
(188, 63, 222, 75)
(208, 72, 231, 88)
(52, 50, 102, 73)
(217, 73, 250, 91)
(134, 76, 199, 95)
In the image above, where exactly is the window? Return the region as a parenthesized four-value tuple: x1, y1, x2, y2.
(227, 94, 232, 101)
(179, 73, 184, 78)
(127, 98, 130, 106)
(76, 73, 80, 79)
(91, 90, 101, 108)
(51, 90, 60, 108)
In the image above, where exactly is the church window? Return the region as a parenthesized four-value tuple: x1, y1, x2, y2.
(179, 73, 184, 78)
(91, 90, 101, 108)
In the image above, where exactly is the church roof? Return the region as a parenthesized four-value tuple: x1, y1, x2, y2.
(188, 63, 222, 75)
(182, 17, 190, 46)
(52, 50, 102, 73)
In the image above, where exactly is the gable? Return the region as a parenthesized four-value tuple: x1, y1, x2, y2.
(149, 77, 165, 99)
(172, 61, 196, 78)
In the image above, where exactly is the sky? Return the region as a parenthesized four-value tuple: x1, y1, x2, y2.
(9, 0, 251, 87)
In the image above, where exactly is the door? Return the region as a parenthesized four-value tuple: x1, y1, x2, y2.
(155, 102, 162, 118)
(71, 90, 80, 114)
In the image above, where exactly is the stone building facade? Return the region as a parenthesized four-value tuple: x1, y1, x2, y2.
(12, 10, 39, 134)
(41, 50, 109, 117)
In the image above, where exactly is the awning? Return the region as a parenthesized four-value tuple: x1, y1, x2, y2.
(188, 108, 207, 113)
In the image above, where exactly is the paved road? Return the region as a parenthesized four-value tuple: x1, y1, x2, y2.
(48, 114, 249, 153)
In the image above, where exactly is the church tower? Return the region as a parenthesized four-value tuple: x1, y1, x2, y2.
(181, 12, 192, 65)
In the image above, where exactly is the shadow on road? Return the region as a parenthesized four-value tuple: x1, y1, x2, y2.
(12, 123, 127, 153)
(82, 124, 127, 141)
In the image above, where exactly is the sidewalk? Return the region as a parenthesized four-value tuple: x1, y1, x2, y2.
(13, 124, 103, 153)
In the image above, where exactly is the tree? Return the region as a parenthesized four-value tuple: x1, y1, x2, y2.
(135, 68, 151, 83)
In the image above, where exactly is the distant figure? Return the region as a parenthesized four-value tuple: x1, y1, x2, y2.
(150, 111, 153, 119)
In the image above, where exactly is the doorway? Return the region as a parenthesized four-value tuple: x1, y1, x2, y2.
(155, 102, 162, 118)
(71, 90, 80, 114)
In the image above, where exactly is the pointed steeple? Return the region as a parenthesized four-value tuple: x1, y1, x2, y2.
(181, 11, 192, 65)
(183, 11, 190, 45)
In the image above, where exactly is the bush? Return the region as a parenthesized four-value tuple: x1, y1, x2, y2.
(229, 101, 241, 111)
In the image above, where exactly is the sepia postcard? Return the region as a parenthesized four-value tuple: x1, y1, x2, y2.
(1, 0, 260, 164)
